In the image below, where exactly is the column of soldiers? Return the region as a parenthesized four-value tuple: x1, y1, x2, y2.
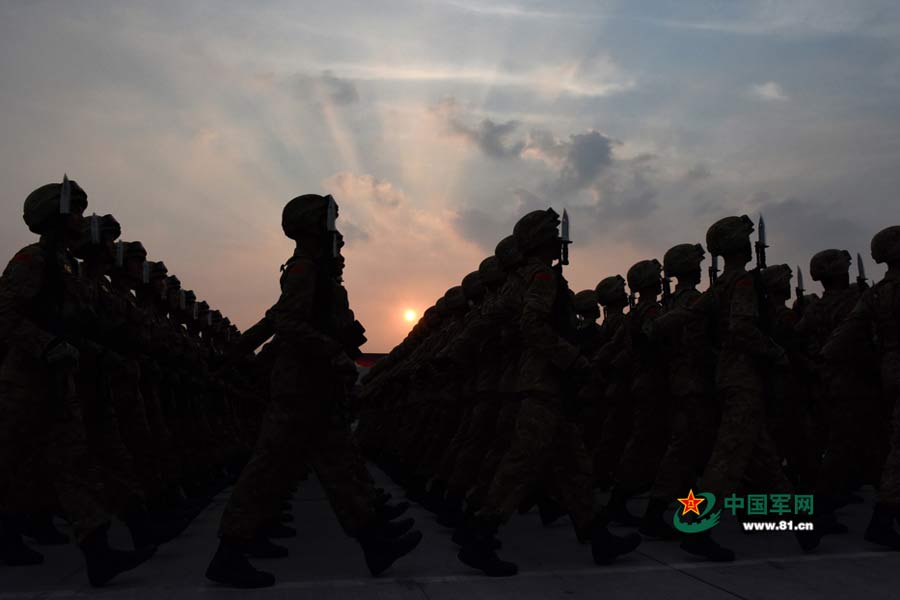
(4, 177, 899, 587)
(356, 209, 900, 576)
(0, 178, 266, 586)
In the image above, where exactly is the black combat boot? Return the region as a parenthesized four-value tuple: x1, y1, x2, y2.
(374, 487, 392, 506)
(639, 498, 678, 540)
(261, 521, 296, 539)
(0, 516, 44, 566)
(604, 489, 641, 527)
(538, 496, 567, 527)
(79, 525, 156, 587)
(453, 510, 501, 549)
(356, 523, 423, 576)
(457, 516, 517, 577)
(380, 517, 416, 538)
(591, 519, 642, 565)
(377, 501, 410, 522)
(436, 492, 465, 528)
(124, 510, 189, 550)
(864, 504, 900, 550)
(680, 530, 735, 562)
(405, 477, 428, 503)
(205, 538, 276, 588)
(244, 535, 289, 559)
(421, 480, 447, 514)
(22, 512, 69, 546)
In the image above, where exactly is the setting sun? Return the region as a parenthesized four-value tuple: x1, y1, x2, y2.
(403, 309, 417, 323)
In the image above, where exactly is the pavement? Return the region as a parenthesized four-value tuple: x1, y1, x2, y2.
(1, 469, 898, 600)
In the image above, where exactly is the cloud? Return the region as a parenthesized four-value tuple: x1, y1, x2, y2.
(685, 163, 712, 181)
(433, 99, 526, 159)
(325, 172, 405, 208)
(524, 129, 618, 194)
(294, 70, 359, 105)
(751, 81, 789, 102)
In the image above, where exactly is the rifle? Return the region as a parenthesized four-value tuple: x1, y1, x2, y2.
(857, 253, 869, 291)
(662, 272, 672, 307)
(795, 266, 806, 315)
(708, 255, 719, 287)
(560, 209, 571, 266)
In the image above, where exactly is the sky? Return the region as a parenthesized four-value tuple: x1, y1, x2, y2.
(2, 0, 899, 351)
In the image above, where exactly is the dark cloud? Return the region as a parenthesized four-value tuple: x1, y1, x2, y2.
(453, 208, 510, 251)
(449, 117, 526, 159)
(590, 155, 659, 222)
(340, 220, 370, 243)
(685, 163, 712, 182)
(294, 70, 359, 105)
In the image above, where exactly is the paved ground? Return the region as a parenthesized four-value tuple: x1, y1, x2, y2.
(2, 469, 898, 600)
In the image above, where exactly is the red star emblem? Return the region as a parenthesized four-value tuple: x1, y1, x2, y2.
(677, 489, 705, 516)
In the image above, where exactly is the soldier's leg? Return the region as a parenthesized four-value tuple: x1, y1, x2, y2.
(866, 353, 900, 548)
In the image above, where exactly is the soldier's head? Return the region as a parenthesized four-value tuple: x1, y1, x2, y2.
(165, 275, 182, 312)
(663, 243, 705, 286)
(574, 289, 600, 322)
(72, 213, 121, 264)
(871, 226, 900, 267)
(810, 249, 851, 289)
(443, 286, 468, 314)
(23, 176, 88, 243)
(762, 264, 792, 303)
(513, 209, 561, 264)
(181, 289, 197, 323)
(706, 215, 754, 265)
(495, 235, 524, 272)
(478, 256, 505, 289)
(281, 194, 338, 256)
(115, 241, 147, 286)
(147, 261, 169, 301)
(627, 259, 663, 299)
(461, 271, 486, 305)
(595, 275, 628, 309)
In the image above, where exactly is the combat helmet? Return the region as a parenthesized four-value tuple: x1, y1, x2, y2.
(23, 175, 88, 234)
(627, 259, 663, 291)
(495, 235, 524, 272)
(574, 289, 599, 315)
(871, 226, 900, 264)
(663, 243, 705, 277)
(809, 249, 851, 282)
(513, 209, 560, 253)
(461, 271, 485, 302)
(706, 215, 754, 257)
(478, 256, 504, 286)
(282, 194, 338, 240)
(595, 275, 627, 306)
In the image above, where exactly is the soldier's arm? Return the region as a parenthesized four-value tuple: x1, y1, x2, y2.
(265, 260, 343, 358)
(730, 274, 786, 361)
(520, 266, 580, 369)
(0, 248, 56, 358)
(822, 294, 874, 363)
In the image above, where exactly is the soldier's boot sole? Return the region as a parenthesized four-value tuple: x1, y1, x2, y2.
(457, 545, 518, 577)
(362, 530, 424, 577)
(82, 543, 156, 587)
(245, 536, 289, 559)
(592, 529, 642, 565)
(206, 544, 276, 588)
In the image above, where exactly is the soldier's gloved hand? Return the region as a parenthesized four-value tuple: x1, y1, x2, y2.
(43, 339, 80, 367)
(772, 348, 791, 369)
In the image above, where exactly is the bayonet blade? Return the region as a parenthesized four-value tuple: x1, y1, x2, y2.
(758, 214, 767, 246)
(59, 174, 71, 215)
(797, 266, 804, 292)
(90, 213, 100, 244)
(561, 209, 570, 243)
(857, 252, 867, 281)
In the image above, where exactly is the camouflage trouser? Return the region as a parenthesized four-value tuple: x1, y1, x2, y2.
(698, 382, 792, 503)
(478, 394, 595, 532)
(876, 352, 900, 509)
(219, 355, 375, 541)
(446, 396, 502, 497)
(591, 382, 632, 486)
(78, 354, 146, 515)
(107, 359, 163, 501)
(0, 370, 109, 543)
(614, 378, 670, 494)
(468, 396, 521, 508)
(650, 391, 716, 501)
